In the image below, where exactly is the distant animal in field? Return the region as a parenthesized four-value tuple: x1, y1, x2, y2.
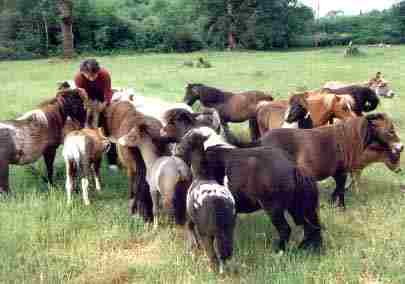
(63, 127, 110, 205)
(225, 113, 403, 208)
(0, 88, 88, 193)
(162, 113, 322, 252)
(183, 83, 273, 140)
(116, 114, 191, 228)
(176, 128, 236, 274)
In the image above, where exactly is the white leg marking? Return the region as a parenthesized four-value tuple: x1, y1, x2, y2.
(65, 160, 73, 204)
(81, 177, 90, 206)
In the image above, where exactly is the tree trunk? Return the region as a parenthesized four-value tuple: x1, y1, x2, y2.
(226, 1, 237, 50)
(58, 0, 74, 59)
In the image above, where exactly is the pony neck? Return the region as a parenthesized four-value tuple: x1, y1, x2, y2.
(41, 101, 65, 133)
(190, 148, 210, 180)
(307, 97, 331, 126)
(137, 134, 159, 172)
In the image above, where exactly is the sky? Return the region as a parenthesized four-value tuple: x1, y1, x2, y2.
(300, 0, 400, 17)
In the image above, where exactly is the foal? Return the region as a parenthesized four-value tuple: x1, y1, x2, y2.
(63, 126, 110, 205)
(176, 128, 236, 274)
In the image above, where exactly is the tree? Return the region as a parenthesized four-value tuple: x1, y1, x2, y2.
(58, 0, 73, 58)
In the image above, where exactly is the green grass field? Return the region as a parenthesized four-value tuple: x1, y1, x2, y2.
(1, 46, 405, 283)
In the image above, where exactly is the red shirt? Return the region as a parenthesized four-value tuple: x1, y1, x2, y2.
(74, 67, 112, 103)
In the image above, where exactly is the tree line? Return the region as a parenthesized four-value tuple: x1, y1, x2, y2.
(0, 0, 404, 60)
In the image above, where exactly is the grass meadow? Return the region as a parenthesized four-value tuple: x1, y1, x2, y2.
(1, 46, 405, 283)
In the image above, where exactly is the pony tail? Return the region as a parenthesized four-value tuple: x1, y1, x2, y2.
(213, 198, 235, 260)
(173, 180, 189, 225)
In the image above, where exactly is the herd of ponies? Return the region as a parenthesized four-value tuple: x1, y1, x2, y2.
(0, 71, 402, 274)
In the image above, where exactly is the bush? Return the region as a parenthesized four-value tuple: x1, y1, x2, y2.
(0, 46, 15, 60)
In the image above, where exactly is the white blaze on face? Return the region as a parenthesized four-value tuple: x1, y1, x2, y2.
(194, 127, 234, 150)
(281, 106, 299, 129)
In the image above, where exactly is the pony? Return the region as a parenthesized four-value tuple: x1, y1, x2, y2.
(183, 83, 274, 140)
(63, 127, 110, 205)
(111, 88, 193, 124)
(323, 72, 395, 99)
(104, 100, 154, 221)
(116, 114, 191, 228)
(58, 80, 105, 128)
(224, 113, 403, 208)
(176, 128, 236, 274)
(254, 91, 356, 137)
(161, 113, 322, 252)
(0, 89, 88, 193)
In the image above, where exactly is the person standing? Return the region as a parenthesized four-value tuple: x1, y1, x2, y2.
(74, 59, 118, 171)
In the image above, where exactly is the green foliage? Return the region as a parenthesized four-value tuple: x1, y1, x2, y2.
(1, 0, 405, 59)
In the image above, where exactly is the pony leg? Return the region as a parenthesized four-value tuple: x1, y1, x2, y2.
(331, 172, 348, 208)
(65, 160, 74, 204)
(151, 189, 161, 229)
(201, 235, 219, 272)
(352, 170, 362, 194)
(81, 177, 90, 206)
(0, 160, 10, 194)
(43, 146, 57, 185)
(299, 210, 322, 251)
(269, 206, 291, 251)
(93, 159, 102, 192)
(186, 220, 201, 251)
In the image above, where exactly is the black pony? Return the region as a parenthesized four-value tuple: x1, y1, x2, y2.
(176, 129, 236, 274)
(322, 86, 379, 115)
(162, 111, 322, 251)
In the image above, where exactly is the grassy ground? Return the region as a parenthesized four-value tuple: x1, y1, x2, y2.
(1, 46, 405, 283)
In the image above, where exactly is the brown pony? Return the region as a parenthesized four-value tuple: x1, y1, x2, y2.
(254, 91, 356, 137)
(183, 83, 273, 140)
(0, 89, 88, 193)
(104, 100, 155, 221)
(226, 113, 403, 208)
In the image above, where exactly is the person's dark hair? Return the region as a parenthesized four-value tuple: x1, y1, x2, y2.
(80, 59, 100, 74)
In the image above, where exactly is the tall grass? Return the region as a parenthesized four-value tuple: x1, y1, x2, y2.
(0, 46, 405, 283)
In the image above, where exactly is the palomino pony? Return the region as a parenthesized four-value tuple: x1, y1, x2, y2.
(176, 128, 236, 274)
(104, 100, 154, 221)
(116, 113, 191, 228)
(183, 83, 274, 140)
(0, 89, 88, 193)
(161, 112, 322, 252)
(226, 113, 403, 208)
(254, 91, 356, 137)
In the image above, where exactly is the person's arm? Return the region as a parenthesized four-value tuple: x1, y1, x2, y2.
(74, 72, 85, 88)
(103, 73, 112, 104)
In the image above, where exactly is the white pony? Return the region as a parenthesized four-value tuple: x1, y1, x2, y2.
(112, 88, 194, 124)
